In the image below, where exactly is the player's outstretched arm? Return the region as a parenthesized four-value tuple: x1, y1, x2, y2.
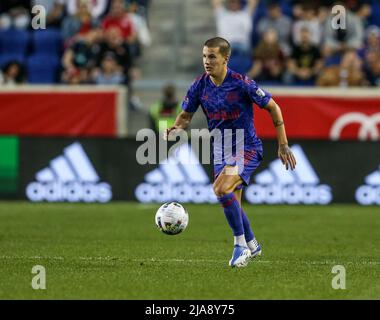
(263, 98, 297, 170)
(164, 111, 194, 140)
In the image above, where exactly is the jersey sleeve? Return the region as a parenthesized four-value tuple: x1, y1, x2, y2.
(182, 79, 201, 113)
(245, 78, 272, 108)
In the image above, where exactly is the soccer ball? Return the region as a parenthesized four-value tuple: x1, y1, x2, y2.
(155, 202, 189, 235)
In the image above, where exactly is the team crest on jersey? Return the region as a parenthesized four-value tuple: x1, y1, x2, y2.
(256, 88, 265, 97)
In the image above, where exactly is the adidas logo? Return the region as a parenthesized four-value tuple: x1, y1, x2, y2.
(135, 143, 217, 203)
(355, 165, 380, 205)
(26, 142, 112, 203)
(245, 145, 333, 205)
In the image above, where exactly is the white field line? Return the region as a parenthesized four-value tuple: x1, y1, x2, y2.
(0, 255, 379, 265)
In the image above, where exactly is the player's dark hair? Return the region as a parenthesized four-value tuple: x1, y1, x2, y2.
(204, 37, 231, 58)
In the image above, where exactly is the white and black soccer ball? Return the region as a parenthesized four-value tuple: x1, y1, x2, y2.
(155, 202, 189, 235)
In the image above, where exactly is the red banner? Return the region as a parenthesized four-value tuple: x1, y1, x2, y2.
(254, 95, 380, 140)
(0, 90, 120, 137)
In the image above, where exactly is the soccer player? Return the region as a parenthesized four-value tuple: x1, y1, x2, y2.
(165, 37, 297, 268)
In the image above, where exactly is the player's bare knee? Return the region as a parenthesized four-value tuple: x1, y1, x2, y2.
(213, 183, 231, 198)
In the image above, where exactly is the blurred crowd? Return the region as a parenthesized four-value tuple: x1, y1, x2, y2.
(213, 0, 380, 87)
(0, 0, 151, 94)
(1, 0, 380, 89)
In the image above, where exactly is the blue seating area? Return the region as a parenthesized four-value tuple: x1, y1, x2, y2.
(0, 29, 30, 55)
(27, 54, 60, 84)
(32, 29, 63, 55)
(0, 28, 62, 84)
(0, 53, 25, 69)
(368, 2, 380, 27)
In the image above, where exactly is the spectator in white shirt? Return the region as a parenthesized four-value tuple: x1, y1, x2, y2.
(212, 0, 258, 55)
(128, 0, 151, 49)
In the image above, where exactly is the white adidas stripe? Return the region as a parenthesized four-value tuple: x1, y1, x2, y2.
(255, 144, 320, 185)
(36, 167, 55, 182)
(269, 158, 295, 185)
(50, 156, 77, 182)
(291, 145, 319, 185)
(64, 142, 99, 182)
(35, 142, 100, 183)
(144, 144, 210, 185)
(364, 166, 380, 186)
(175, 143, 209, 184)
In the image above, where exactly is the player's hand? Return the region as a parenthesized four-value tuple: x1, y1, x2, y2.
(278, 144, 296, 170)
(163, 126, 179, 141)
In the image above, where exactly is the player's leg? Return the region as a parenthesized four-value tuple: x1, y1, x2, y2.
(213, 166, 251, 267)
(214, 166, 245, 244)
(234, 188, 262, 258)
(233, 188, 253, 242)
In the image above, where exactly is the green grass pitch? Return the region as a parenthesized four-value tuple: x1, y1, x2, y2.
(0, 201, 379, 299)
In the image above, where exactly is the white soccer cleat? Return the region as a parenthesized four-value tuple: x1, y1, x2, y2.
(249, 244, 262, 262)
(229, 245, 252, 268)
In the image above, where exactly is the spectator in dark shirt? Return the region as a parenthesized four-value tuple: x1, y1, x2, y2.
(97, 26, 134, 84)
(61, 29, 103, 84)
(364, 52, 380, 86)
(362, 26, 380, 86)
(286, 27, 323, 85)
(360, 25, 380, 60)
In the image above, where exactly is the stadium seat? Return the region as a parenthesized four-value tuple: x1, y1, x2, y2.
(27, 54, 60, 84)
(32, 29, 63, 55)
(368, 3, 380, 27)
(280, 1, 293, 17)
(0, 29, 30, 55)
(0, 54, 25, 69)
